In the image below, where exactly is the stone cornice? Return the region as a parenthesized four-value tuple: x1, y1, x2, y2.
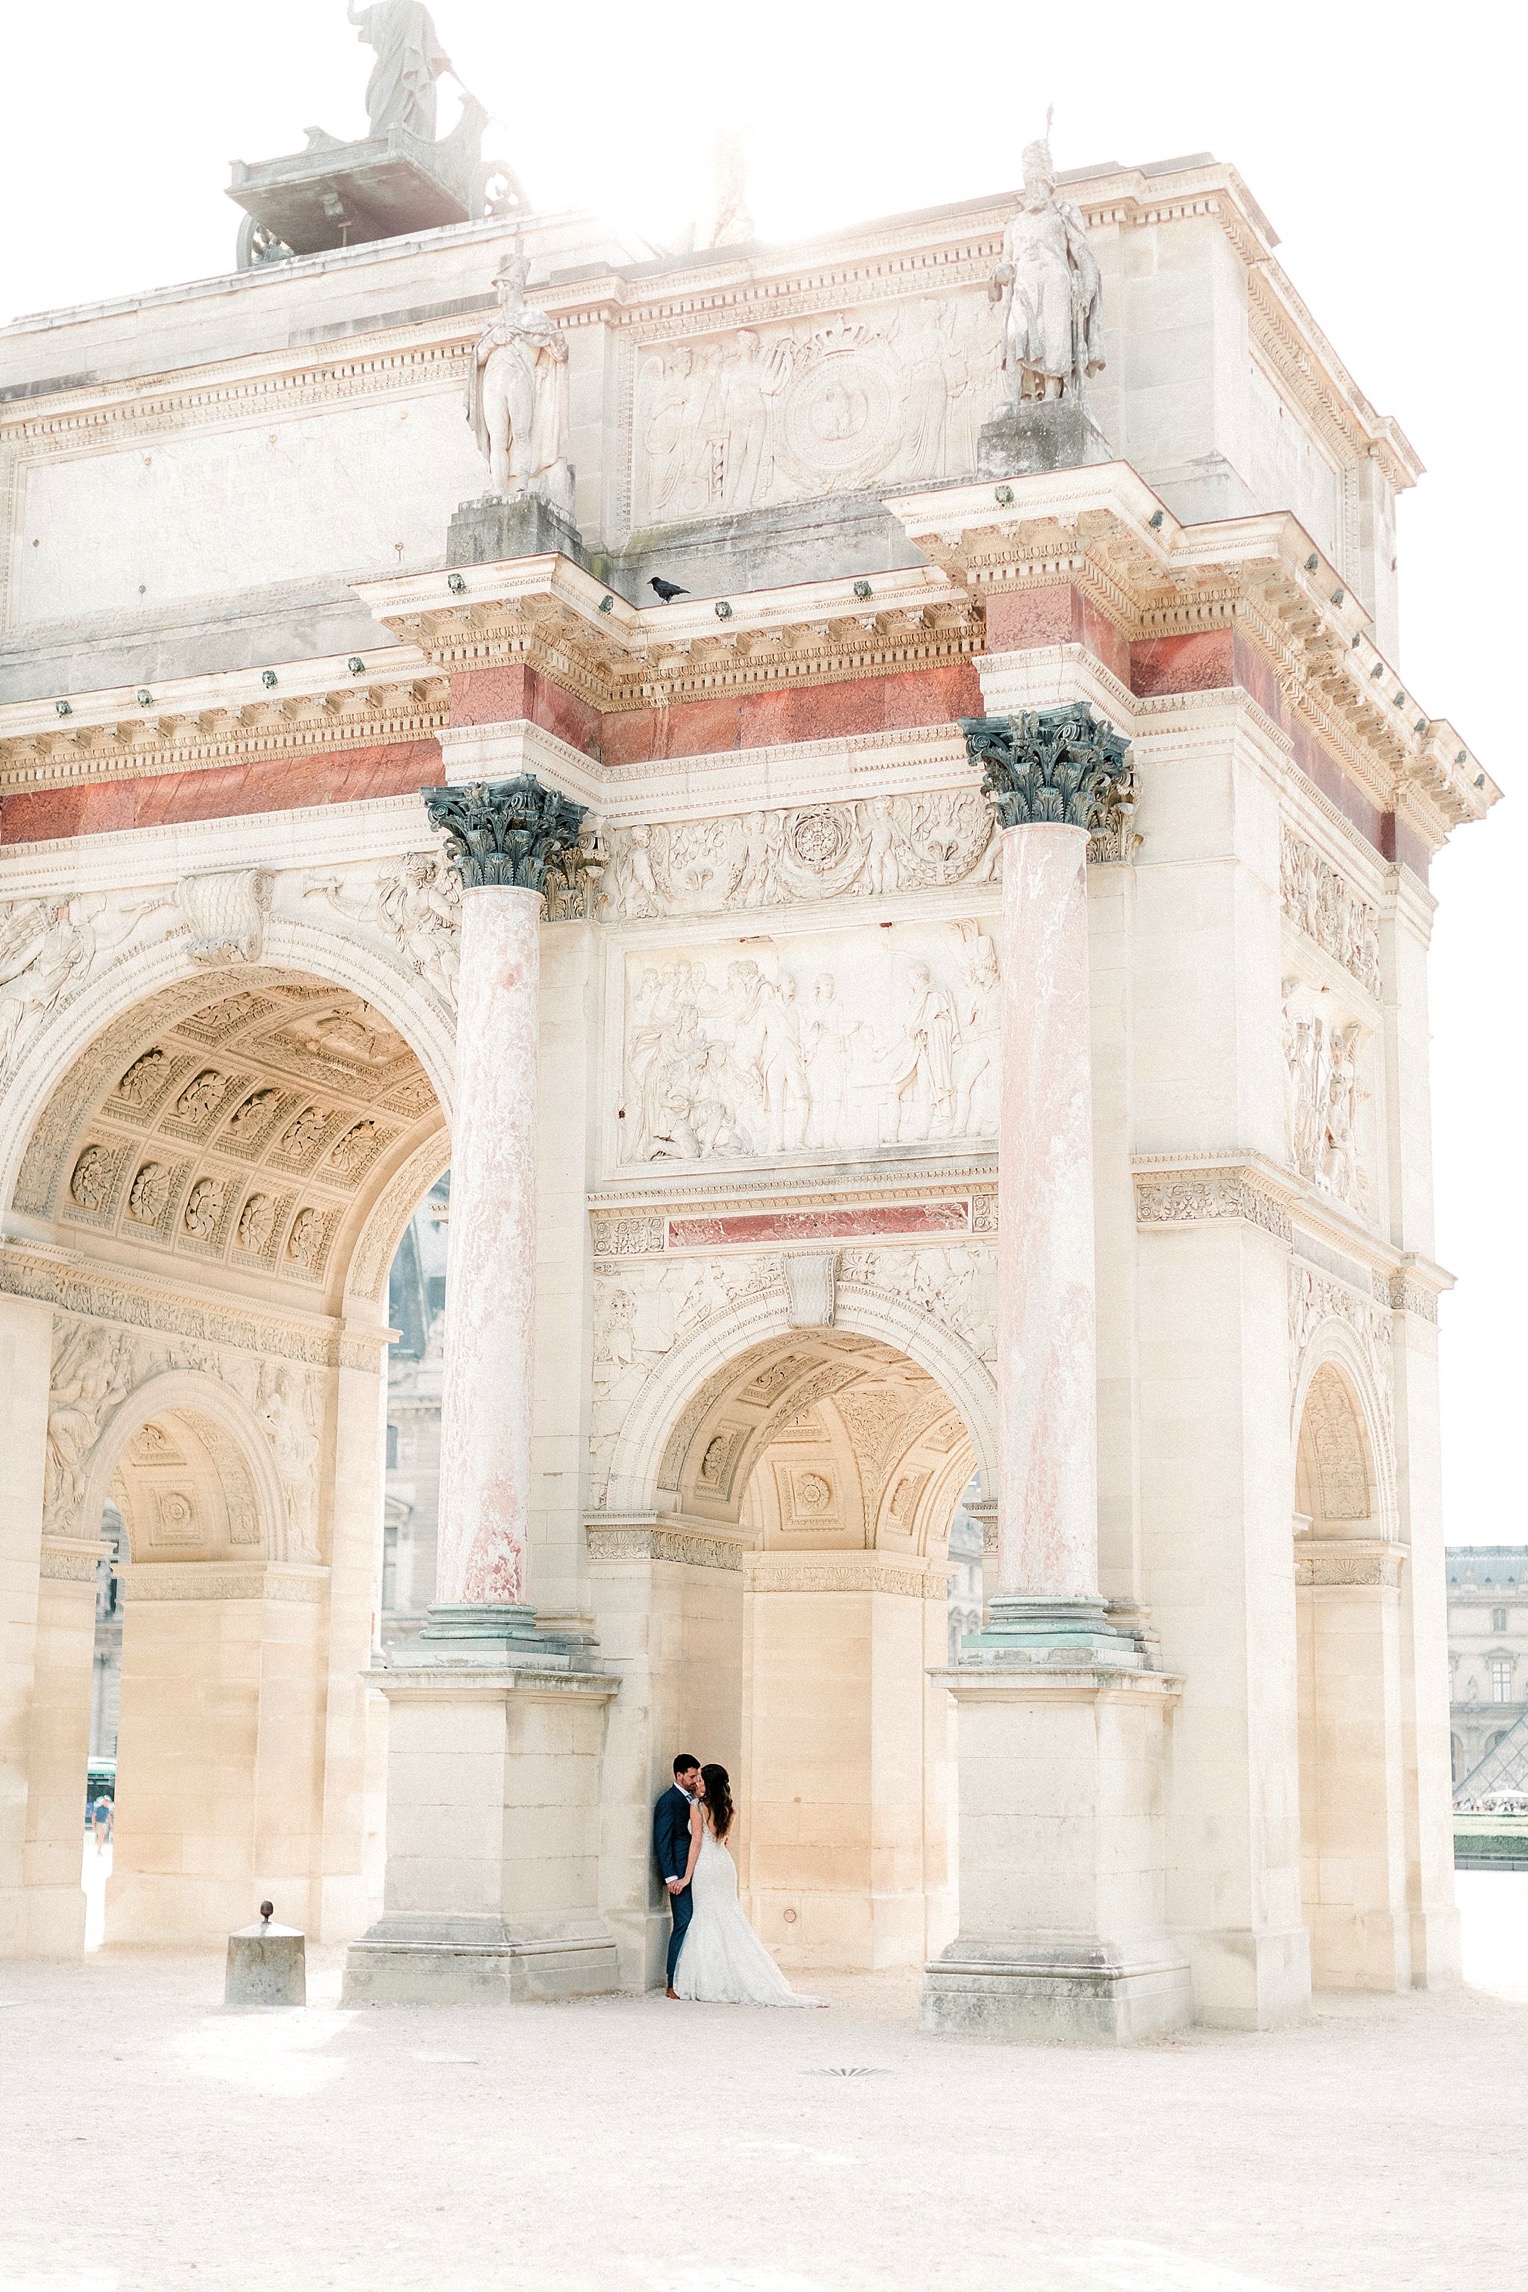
(1130, 1151, 1454, 1310)
(359, 557, 983, 716)
(0, 649, 446, 795)
(887, 472, 1496, 852)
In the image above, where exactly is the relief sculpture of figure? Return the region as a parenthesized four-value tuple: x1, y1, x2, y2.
(990, 124, 1105, 402)
(349, 1, 454, 141)
(467, 255, 575, 514)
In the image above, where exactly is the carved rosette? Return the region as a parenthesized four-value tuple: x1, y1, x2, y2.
(961, 705, 1133, 833)
(422, 776, 588, 894)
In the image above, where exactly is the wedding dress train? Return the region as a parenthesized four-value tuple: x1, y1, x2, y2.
(674, 1831, 822, 2007)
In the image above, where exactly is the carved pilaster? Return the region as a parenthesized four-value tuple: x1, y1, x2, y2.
(422, 775, 588, 894)
(961, 705, 1133, 833)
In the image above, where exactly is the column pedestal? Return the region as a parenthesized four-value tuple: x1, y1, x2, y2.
(342, 1650, 618, 2005)
(922, 1665, 1191, 2044)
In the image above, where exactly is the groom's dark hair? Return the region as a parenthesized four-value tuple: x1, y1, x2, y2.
(673, 1752, 700, 1775)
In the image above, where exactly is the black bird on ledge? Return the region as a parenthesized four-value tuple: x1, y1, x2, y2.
(649, 577, 689, 603)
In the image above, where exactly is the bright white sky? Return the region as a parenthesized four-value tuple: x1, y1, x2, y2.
(1, 0, 1523, 1545)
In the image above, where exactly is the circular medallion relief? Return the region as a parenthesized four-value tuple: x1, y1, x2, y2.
(778, 347, 899, 490)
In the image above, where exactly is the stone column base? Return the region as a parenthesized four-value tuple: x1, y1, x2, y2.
(923, 1661, 1190, 2044)
(341, 1646, 619, 2007)
(923, 1938, 1193, 2045)
(344, 1916, 619, 2005)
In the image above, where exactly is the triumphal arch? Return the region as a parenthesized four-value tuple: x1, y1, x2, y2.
(0, 64, 1495, 2039)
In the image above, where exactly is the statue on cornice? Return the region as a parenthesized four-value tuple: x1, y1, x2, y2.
(466, 254, 575, 513)
(349, 0, 454, 141)
(990, 127, 1105, 403)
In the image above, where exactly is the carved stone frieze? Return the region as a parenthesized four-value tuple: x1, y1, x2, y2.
(746, 1555, 947, 1598)
(2, 1246, 371, 1369)
(962, 705, 1134, 835)
(1293, 1539, 1406, 1590)
(1279, 828, 1382, 995)
(1133, 1167, 1293, 1242)
(584, 1520, 745, 1572)
(423, 776, 587, 894)
(39, 1536, 111, 1583)
(837, 1244, 997, 1364)
(1389, 1273, 1440, 1323)
(117, 1564, 327, 1602)
(621, 922, 998, 1165)
(590, 1213, 667, 1257)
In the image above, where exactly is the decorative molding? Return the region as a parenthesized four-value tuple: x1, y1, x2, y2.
(1133, 1165, 1293, 1242)
(584, 1518, 745, 1572)
(1, 1246, 374, 1370)
(0, 675, 449, 795)
(1389, 1271, 1441, 1323)
(589, 1212, 667, 1257)
(962, 705, 1134, 834)
(1294, 1538, 1406, 1590)
(1280, 828, 1381, 995)
(423, 776, 588, 894)
(745, 1553, 946, 1598)
(118, 1562, 328, 1602)
(39, 1535, 110, 1583)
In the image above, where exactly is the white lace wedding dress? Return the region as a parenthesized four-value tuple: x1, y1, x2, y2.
(674, 1829, 822, 2007)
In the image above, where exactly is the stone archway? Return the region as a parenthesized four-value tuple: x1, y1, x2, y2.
(1291, 1344, 1411, 1990)
(593, 1314, 983, 1979)
(4, 962, 451, 1953)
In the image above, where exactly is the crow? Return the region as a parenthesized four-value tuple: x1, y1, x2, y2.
(649, 577, 689, 603)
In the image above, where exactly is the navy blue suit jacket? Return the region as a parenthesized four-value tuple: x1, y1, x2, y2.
(653, 1784, 695, 1888)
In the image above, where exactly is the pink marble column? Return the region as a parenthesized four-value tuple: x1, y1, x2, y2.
(421, 775, 587, 1638)
(961, 705, 1132, 1654)
(435, 882, 542, 1609)
(995, 822, 1098, 1603)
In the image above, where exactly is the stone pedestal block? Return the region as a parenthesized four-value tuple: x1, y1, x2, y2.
(226, 1919, 306, 2006)
(977, 399, 1112, 478)
(922, 1664, 1191, 2044)
(342, 1660, 620, 2005)
(447, 493, 587, 569)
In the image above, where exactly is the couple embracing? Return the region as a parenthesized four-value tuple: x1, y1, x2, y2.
(654, 1755, 823, 2007)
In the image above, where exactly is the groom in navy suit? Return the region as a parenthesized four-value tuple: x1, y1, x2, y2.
(654, 1753, 701, 1998)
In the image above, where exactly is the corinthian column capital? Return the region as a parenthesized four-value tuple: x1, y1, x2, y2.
(961, 704, 1131, 832)
(422, 775, 588, 893)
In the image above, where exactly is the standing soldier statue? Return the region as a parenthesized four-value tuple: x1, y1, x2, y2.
(990, 124, 1106, 403)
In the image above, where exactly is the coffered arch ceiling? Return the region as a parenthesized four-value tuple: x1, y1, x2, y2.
(12, 969, 446, 1311)
(662, 1329, 975, 1559)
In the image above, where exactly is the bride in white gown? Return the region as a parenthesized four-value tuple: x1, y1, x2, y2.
(673, 1764, 824, 2007)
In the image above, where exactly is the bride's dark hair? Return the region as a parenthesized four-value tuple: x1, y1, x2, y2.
(700, 1762, 734, 1840)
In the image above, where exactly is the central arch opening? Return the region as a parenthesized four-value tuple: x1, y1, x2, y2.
(660, 1326, 979, 1972)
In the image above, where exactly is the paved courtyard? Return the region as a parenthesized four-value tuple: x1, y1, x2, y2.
(2, 1876, 1523, 2292)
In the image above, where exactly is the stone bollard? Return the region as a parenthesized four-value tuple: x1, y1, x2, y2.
(226, 1899, 306, 2007)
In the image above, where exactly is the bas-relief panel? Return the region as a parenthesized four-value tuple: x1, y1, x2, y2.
(619, 921, 999, 1165)
(632, 297, 1004, 524)
(1282, 977, 1373, 1219)
(10, 393, 485, 626)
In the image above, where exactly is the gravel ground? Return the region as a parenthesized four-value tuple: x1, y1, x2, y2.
(1, 1882, 1523, 2292)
